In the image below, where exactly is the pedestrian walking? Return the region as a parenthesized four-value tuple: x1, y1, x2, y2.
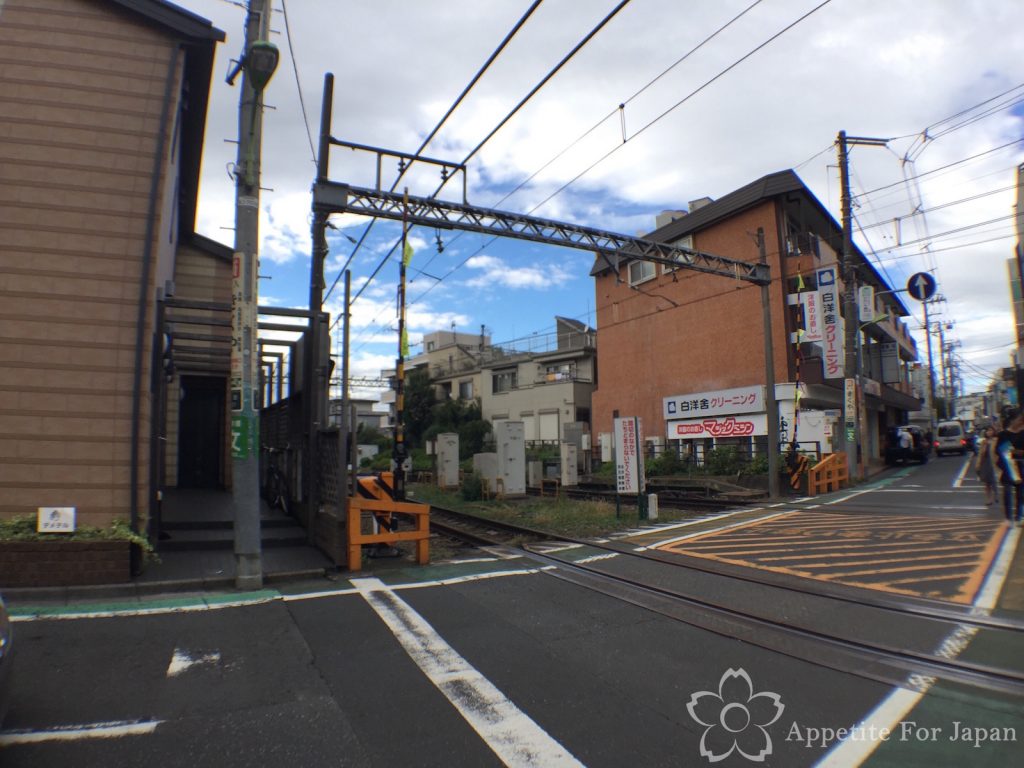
(995, 411, 1024, 526)
(974, 424, 998, 506)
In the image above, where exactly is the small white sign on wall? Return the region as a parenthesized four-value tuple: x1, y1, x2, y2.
(37, 507, 76, 533)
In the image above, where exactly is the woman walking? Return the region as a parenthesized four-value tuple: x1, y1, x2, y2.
(974, 424, 998, 506)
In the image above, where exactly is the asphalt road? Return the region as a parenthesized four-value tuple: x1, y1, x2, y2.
(2, 455, 1020, 767)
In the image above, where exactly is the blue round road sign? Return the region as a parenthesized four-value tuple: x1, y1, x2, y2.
(906, 272, 936, 301)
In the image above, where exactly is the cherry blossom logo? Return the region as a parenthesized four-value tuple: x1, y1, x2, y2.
(686, 668, 785, 763)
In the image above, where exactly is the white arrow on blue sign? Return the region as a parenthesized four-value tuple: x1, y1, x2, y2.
(906, 272, 936, 301)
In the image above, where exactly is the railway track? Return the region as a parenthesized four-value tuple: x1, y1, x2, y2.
(428, 503, 1024, 698)
(528, 482, 757, 512)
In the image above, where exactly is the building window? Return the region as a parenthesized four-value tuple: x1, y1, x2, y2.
(628, 260, 656, 285)
(544, 363, 573, 381)
(664, 234, 694, 273)
(459, 380, 473, 399)
(492, 369, 517, 393)
(427, 341, 435, 351)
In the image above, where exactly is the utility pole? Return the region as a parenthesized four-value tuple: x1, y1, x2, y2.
(757, 228, 780, 499)
(938, 321, 948, 418)
(836, 131, 887, 481)
(229, 0, 278, 589)
(304, 73, 333, 543)
(923, 300, 937, 428)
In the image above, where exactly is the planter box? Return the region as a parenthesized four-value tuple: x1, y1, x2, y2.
(0, 540, 131, 588)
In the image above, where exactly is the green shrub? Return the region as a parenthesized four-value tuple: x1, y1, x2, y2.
(646, 449, 687, 476)
(744, 454, 770, 475)
(704, 446, 745, 476)
(0, 514, 157, 561)
(460, 472, 484, 501)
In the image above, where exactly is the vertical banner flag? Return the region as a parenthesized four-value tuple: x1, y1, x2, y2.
(403, 241, 414, 268)
(817, 266, 843, 380)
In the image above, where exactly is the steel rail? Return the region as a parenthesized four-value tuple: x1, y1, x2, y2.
(428, 503, 1024, 633)
(429, 504, 1024, 696)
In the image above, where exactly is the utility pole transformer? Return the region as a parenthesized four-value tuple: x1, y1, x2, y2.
(230, 0, 278, 589)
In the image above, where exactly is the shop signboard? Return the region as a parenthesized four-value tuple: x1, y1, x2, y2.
(663, 385, 765, 420)
(668, 413, 769, 439)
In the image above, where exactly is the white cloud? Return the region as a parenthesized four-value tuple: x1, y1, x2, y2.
(463, 254, 574, 290)
(183, 0, 1024, 392)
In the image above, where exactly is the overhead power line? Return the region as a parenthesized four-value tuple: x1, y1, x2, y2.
(322, 0, 546, 305)
(402, 0, 835, 317)
(853, 137, 1024, 199)
(346, 0, 634, 312)
(412, 0, 765, 280)
(280, 0, 317, 166)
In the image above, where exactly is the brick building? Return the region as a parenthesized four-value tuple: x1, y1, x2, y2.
(590, 170, 921, 467)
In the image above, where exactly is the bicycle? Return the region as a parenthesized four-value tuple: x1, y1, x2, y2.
(262, 445, 293, 517)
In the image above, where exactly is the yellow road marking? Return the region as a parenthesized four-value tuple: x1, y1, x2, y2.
(656, 510, 1005, 604)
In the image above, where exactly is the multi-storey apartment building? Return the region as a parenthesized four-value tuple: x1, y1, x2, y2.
(383, 318, 596, 448)
(590, 170, 921, 468)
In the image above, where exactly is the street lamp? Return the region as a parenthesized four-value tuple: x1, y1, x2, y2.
(246, 41, 279, 91)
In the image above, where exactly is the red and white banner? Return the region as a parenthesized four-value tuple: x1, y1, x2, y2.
(668, 414, 768, 439)
(802, 290, 823, 343)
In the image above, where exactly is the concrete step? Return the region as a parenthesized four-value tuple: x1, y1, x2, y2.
(158, 524, 308, 552)
(161, 516, 297, 531)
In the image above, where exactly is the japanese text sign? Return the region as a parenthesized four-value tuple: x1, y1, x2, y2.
(614, 417, 645, 494)
(663, 385, 765, 420)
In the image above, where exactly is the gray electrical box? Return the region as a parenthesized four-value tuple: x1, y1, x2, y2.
(560, 443, 578, 487)
(436, 432, 459, 488)
(496, 421, 526, 496)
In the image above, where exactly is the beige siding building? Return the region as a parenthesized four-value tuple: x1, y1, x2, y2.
(0, 0, 224, 533)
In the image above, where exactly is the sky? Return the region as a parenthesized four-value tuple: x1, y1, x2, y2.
(178, 0, 1024, 399)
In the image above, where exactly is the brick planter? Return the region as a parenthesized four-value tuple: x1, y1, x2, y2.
(0, 540, 131, 588)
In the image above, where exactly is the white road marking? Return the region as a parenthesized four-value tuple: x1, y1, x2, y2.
(574, 553, 619, 564)
(816, 526, 1020, 767)
(10, 596, 279, 622)
(352, 577, 584, 767)
(952, 457, 972, 488)
(651, 509, 791, 548)
(14, 568, 546, 619)
(0, 719, 162, 746)
(858, 488, 976, 494)
(607, 509, 752, 541)
(166, 647, 221, 677)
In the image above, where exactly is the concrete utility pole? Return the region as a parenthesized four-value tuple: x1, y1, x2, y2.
(923, 301, 937, 427)
(836, 131, 887, 481)
(757, 228, 780, 499)
(229, 0, 278, 589)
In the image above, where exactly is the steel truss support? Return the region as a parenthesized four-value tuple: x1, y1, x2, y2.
(312, 182, 771, 286)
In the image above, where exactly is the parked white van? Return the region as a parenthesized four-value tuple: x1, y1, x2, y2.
(934, 420, 967, 455)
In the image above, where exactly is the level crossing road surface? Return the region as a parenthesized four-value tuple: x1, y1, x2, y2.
(1, 454, 1021, 767)
(628, 452, 1009, 604)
